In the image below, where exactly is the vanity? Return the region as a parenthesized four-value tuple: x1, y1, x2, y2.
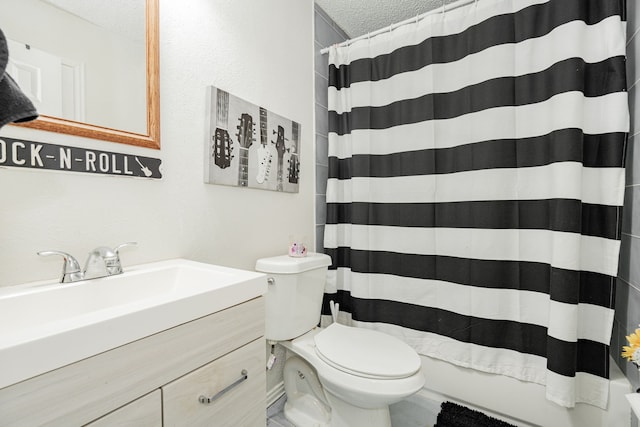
(0, 259, 267, 426)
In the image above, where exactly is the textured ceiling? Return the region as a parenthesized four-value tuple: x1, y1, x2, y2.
(315, 0, 459, 39)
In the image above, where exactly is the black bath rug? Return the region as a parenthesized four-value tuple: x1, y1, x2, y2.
(434, 401, 517, 427)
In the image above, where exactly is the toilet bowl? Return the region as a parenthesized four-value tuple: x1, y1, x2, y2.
(256, 253, 425, 427)
(281, 324, 425, 426)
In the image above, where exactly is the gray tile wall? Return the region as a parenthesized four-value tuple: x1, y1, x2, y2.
(314, 5, 348, 253)
(616, 3, 640, 395)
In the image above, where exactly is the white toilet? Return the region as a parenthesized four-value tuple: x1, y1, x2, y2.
(256, 253, 425, 427)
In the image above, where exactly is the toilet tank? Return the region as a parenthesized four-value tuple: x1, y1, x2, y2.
(256, 253, 331, 341)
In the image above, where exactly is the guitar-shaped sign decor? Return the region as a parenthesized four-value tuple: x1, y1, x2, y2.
(135, 156, 153, 177)
(272, 125, 289, 192)
(256, 107, 272, 184)
(212, 89, 233, 169)
(235, 113, 254, 187)
(288, 122, 300, 184)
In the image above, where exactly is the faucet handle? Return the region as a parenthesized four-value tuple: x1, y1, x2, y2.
(114, 242, 137, 255)
(38, 250, 84, 283)
(109, 242, 137, 275)
(84, 243, 137, 278)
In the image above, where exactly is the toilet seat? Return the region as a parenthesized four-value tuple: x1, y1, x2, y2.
(313, 323, 421, 380)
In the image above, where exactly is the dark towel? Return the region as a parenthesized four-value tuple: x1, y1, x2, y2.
(0, 73, 38, 128)
(434, 401, 517, 427)
(0, 27, 38, 129)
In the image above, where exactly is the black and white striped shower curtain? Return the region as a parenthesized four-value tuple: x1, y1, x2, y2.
(323, 0, 628, 408)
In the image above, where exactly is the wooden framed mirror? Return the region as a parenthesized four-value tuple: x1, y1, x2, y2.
(4, 0, 160, 149)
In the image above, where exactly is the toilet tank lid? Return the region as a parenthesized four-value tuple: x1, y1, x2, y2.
(255, 253, 331, 274)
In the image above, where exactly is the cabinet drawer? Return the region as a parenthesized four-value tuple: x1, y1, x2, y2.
(85, 390, 161, 427)
(163, 338, 266, 427)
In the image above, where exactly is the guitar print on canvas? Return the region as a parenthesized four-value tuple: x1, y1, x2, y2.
(272, 125, 288, 192)
(212, 89, 233, 169)
(288, 122, 300, 184)
(256, 107, 273, 184)
(205, 86, 300, 193)
(235, 113, 254, 187)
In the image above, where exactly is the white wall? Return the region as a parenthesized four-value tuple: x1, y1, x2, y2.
(0, 0, 315, 287)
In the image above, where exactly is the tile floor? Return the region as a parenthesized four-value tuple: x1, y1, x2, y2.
(266, 395, 295, 427)
(266, 393, 435, 427)
(267, 411, 296, 427)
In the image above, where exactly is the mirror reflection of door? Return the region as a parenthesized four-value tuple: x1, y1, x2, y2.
(7, 39, 85, 122)
(0, 0, 146, 134)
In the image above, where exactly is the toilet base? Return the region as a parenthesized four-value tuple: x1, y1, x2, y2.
(284, 396, 330, 427)
(285, 392, 392, 427)
(325, 389, 391, 427)
(283, 355, 392, 427)
(283, 356, 331, 426)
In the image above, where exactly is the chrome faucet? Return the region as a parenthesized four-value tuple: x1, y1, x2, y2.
(84, 242, 136, 279)
(38, 242, 137, 283)
(36, 250, 84, 283)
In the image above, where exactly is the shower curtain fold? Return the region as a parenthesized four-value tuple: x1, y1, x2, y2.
(322, 0, 628, 409)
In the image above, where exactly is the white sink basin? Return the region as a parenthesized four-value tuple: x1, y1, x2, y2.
(0, 259, 266, 389)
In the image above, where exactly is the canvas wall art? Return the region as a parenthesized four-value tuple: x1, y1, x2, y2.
(205, 87, 300, 193)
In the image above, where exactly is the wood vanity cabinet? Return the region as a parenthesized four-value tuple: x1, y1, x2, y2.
(0, 297, 266, 426)
(85, 390, 162, 426)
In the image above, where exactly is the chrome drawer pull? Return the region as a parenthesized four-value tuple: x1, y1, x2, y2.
(198, 369, 248, 404)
